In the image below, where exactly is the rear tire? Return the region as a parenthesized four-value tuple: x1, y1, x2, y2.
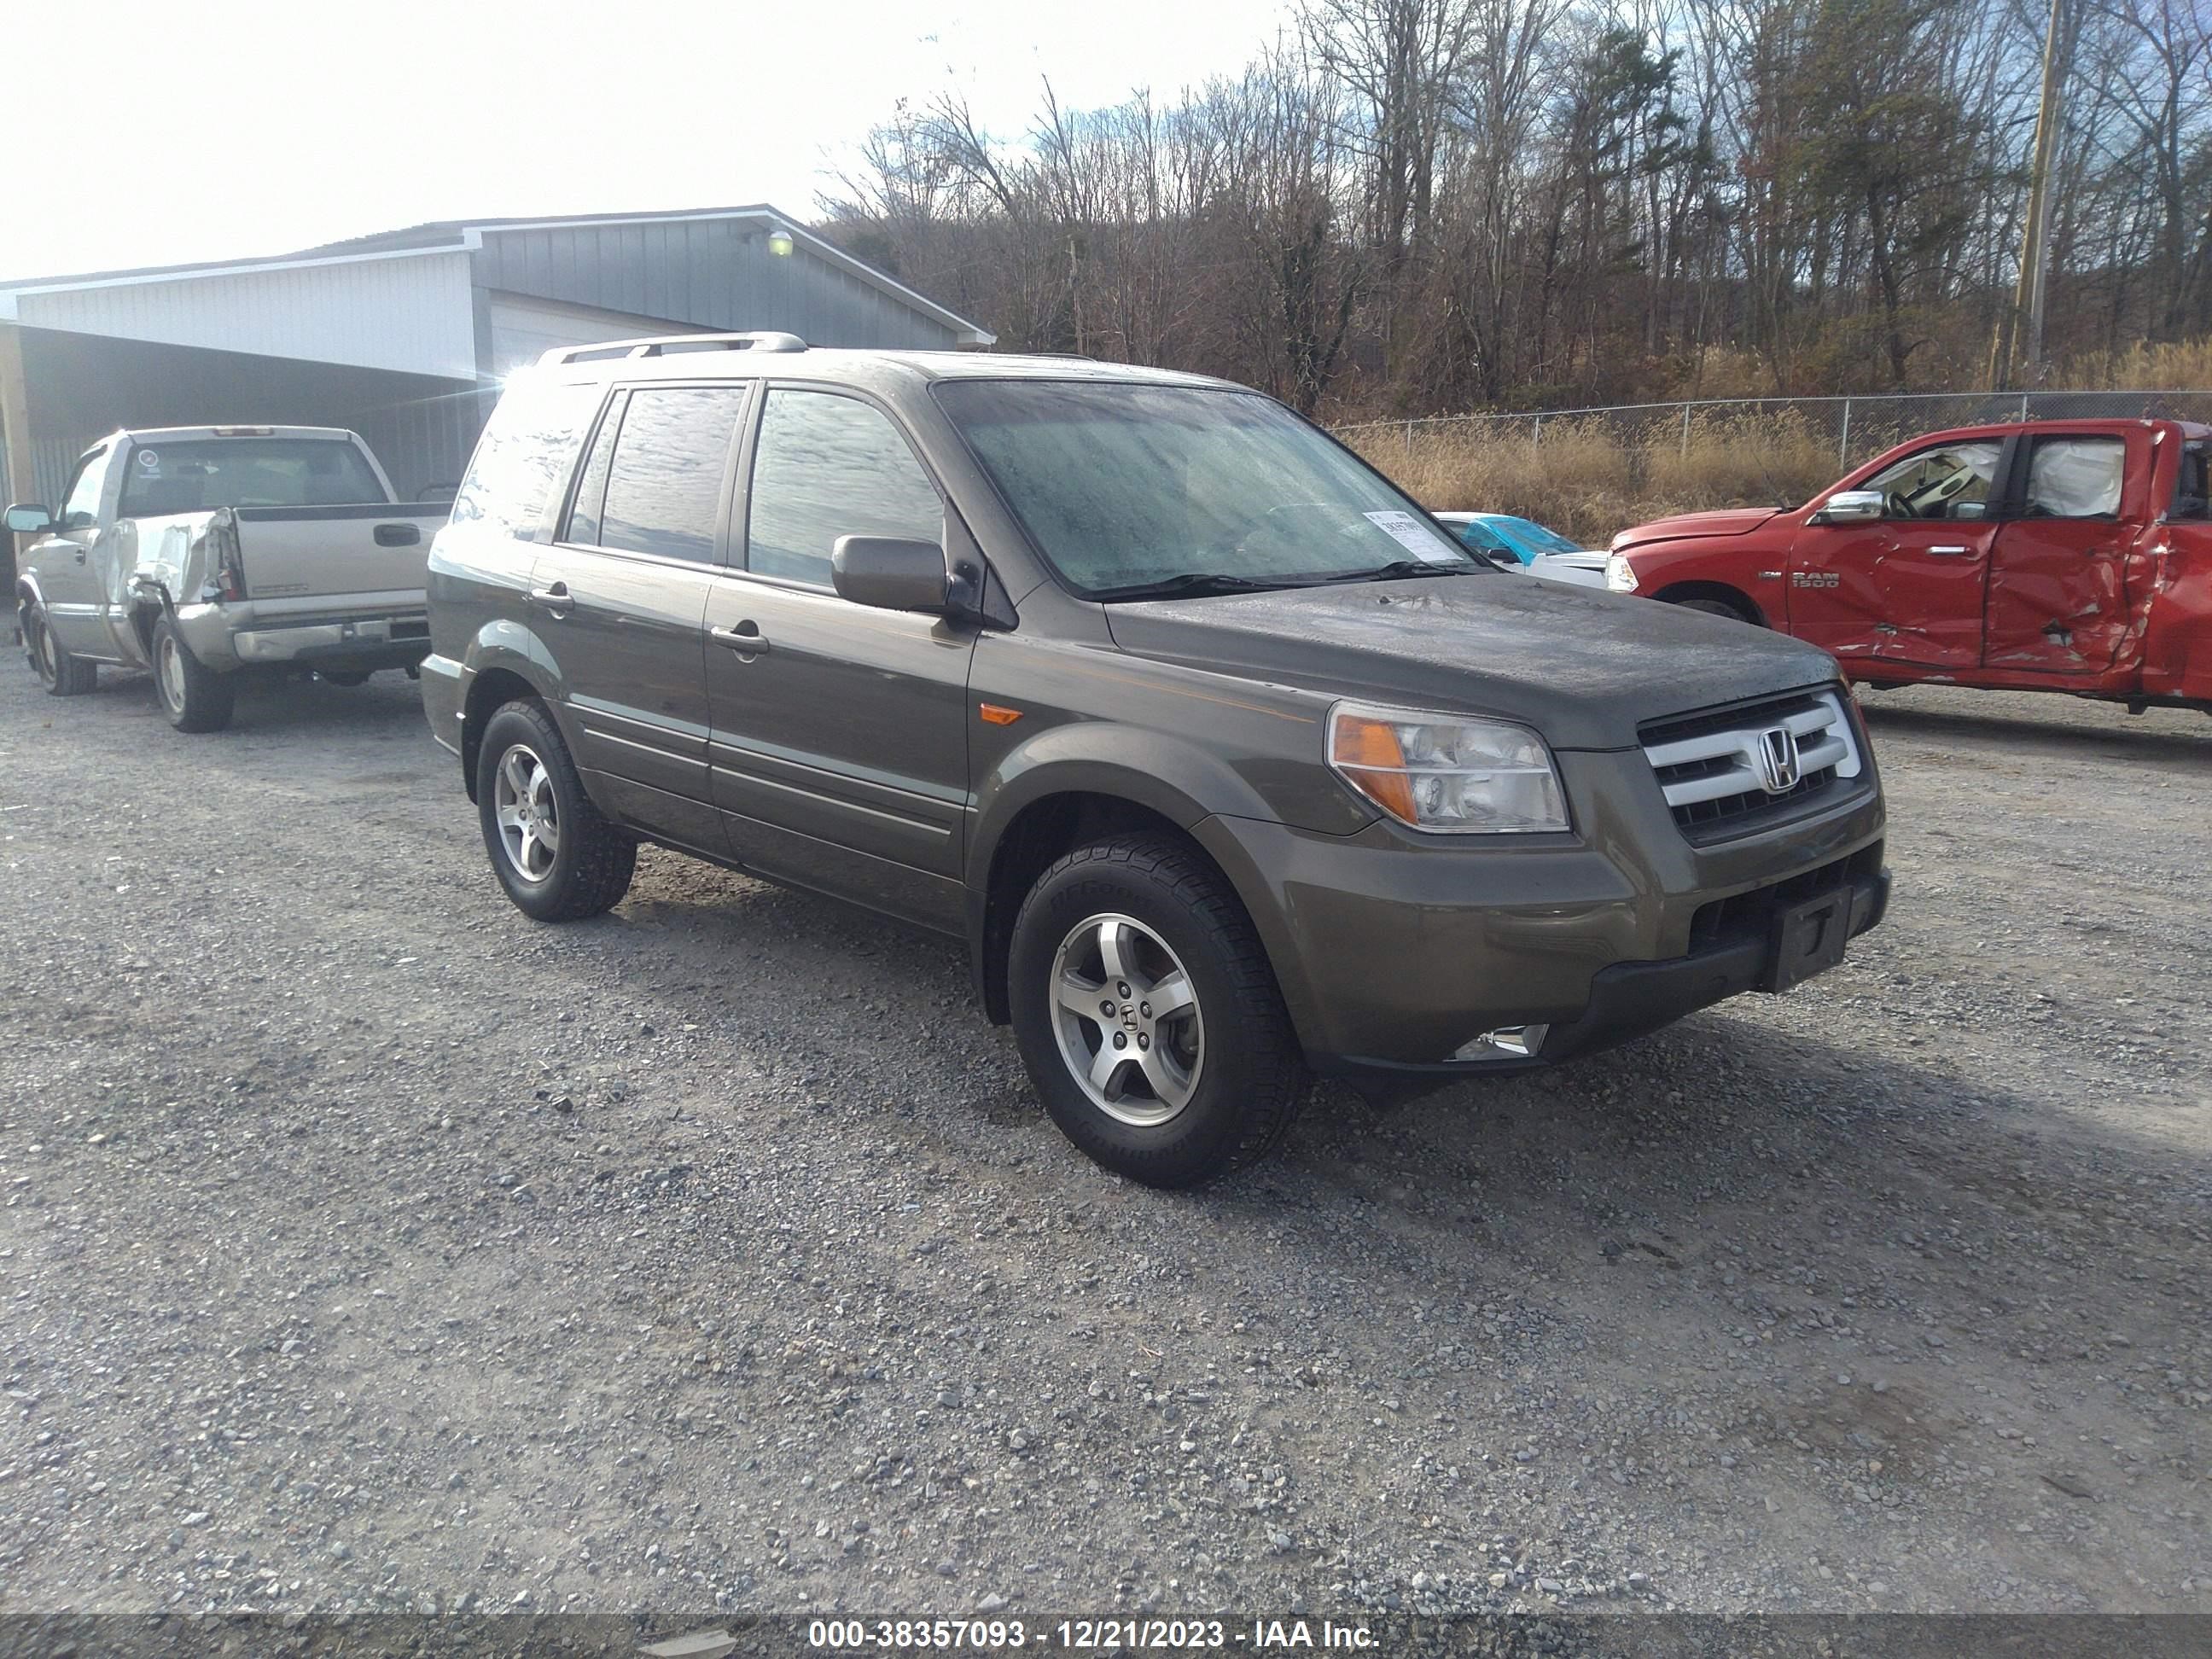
(151, 614, 235, 731)
(1008, 833, 1308, 1188)
(476, 700, 637, 922)
(24, 604, 98, 696)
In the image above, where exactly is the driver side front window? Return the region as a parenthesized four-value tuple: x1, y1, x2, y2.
(60, 450, 108, 527)
(1862, 441, 2001, 521)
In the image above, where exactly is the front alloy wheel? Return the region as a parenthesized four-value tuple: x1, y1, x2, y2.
(1049, 912, 1204, 1126)
(492, 742, 561, 883)
(1007, 833, 1308, 1187)
(25, 605, 97, 696)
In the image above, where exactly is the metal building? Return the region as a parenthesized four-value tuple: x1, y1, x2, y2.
(0, 206, 994, 515)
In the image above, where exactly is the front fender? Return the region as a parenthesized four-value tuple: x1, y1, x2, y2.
(1625, 540, 1777, 617)
(963, 720, 1374, 1029)
(969, 721, 1287, 864)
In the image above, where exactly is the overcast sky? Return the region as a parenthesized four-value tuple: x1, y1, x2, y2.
(7, 0, 1294, 281)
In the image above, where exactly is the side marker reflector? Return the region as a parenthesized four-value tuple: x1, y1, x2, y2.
(979, 703, 1023, 725)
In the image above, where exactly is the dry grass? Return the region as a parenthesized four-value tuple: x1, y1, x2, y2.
(2056, 338, 2212, 391)
(1353, 410, 1842, 546)
(1351, 335, 2212, 543)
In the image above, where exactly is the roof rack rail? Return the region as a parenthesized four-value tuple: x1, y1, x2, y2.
(544, 330, 808, 366)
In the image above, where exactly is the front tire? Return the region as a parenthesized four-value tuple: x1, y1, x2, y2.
(1008, 834, 1307, 1188)
(151, 614, 235, 731)
(475, 700, 637, 922)
(24, 604, 98, 696)
(1672, 596, 1756, 624)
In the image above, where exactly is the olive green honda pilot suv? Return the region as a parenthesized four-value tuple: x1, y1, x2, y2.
(422, 332, 1889, 1187)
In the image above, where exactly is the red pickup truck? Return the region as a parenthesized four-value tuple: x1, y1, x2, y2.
(1602, 418, 2212, 714)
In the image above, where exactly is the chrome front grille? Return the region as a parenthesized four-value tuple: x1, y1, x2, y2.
(1640, 690, 1863, 838)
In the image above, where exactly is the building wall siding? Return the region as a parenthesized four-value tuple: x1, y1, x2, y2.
(472, 221, 960, 360)
(16, 328, 479, 504)
(12, 251, 478, 381)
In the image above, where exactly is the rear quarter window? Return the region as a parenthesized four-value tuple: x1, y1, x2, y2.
(2174, 441, 2209, 521)
(450, 379, 604, 539)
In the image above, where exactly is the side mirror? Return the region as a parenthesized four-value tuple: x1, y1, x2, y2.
(831, 535, 949, 614)
(4, 504, 54, 534)
(1812, 489, 1884, 525)
(1952, 501, 1987, 521)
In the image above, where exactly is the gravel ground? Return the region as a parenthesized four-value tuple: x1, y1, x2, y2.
(0, 655, 2205, 1621)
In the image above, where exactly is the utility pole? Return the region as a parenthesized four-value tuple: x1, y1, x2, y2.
(1996, 0, 2069, 388)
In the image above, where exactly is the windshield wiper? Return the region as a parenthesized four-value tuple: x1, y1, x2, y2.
(1091, 572, 1298, 601)
(1318, 558, 1483, 584)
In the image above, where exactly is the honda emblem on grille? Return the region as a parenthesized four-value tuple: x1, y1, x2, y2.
(1756, 726, 1802, 794)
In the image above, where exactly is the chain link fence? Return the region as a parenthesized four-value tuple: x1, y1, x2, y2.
(1338, 389, 2212, 469)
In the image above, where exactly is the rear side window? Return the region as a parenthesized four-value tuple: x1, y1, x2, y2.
(2172, 441, 2209, 521)
(597, 386, 749, 562)
(2022, 435, 2125, 519)
(745, 390, 942, 585)
(450, 378, 602, 538)
(562, 392, 626, 546)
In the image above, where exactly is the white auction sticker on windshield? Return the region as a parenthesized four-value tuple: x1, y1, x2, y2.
(1364, 509, 1463, 563)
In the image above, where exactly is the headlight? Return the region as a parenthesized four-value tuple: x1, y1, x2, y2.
(1605, 552, 1639, 591)
(1328, 702, 1569, 834)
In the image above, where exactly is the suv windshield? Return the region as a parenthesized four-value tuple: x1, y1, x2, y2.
(120, 439, 386, 514)
(934, 381, 1481, 597)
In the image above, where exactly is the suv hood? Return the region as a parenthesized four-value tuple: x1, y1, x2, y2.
(1104, 575, 1837, 750)
(1616, 507, 1786, 548)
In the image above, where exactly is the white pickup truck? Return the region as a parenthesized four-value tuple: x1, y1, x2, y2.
(8, 426, 448, 731)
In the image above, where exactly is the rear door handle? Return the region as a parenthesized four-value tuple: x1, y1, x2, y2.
(710, 622, 769, 655)
(528, 583, 575, 617)
(1927, 545, 1970, 556)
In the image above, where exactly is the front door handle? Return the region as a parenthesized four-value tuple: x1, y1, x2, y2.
(528, 583, 575, 617)
(72, 546, 87, 565)
(1927, 545, 1970, 556)
(710, 622, 770, 656)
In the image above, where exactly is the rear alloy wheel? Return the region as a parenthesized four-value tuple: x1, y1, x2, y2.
(151, 614, 235, 731)
(24, 605, 97, 696)
(475, 700, 636, 922)
(1009, 834, 1307, 1188)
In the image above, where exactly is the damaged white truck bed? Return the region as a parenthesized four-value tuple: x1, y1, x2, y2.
(10, 425, 448, 731)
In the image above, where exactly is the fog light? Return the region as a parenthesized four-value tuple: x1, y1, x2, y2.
(1454, 1023, 1550, 1061)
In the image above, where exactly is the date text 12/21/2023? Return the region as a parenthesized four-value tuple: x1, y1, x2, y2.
(804, 1618, 1377, 1650)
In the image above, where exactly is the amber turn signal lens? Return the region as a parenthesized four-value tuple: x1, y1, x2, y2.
(978, 702, 1023, 725)
(1329, 712, 1417, 821)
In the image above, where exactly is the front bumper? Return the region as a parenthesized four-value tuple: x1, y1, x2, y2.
(1190, 747, 1888, 1080)
(1335, 860, 1888, 1081)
